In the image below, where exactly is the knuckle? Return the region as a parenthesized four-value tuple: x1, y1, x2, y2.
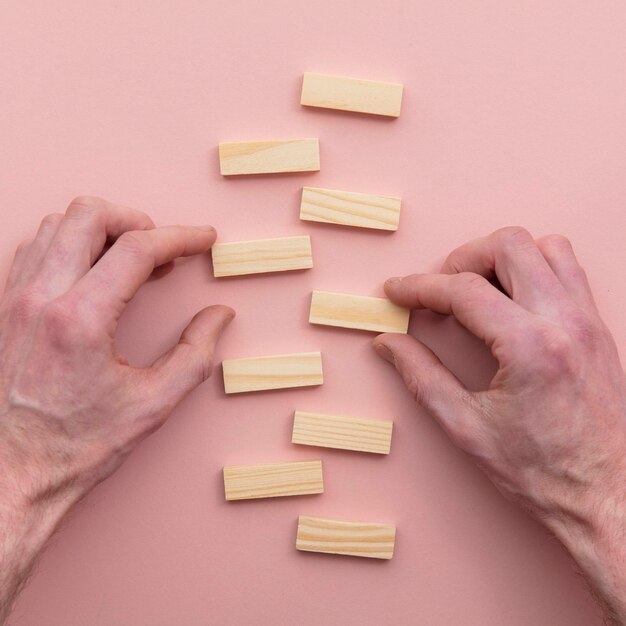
(66, 196, 105, 220)
(68, 195, 101, 209)
(15, 239, 33, 256)
(442, 250, 465, 274)
(497, 226, 534, 250)
(41, 299, 76, 331)
(9, 289, 45, 321)
(528, 326, 577, 378)
(177, 347, 214, 387)
(41, 298, 100, 348)
(116, 231, 150, 257)
(40, 213, 63, 228)
(541, 234, 572, 252)
(188, 343, 214, 382)
(404, 372, 431, 409)
(198, 354, 214, 382)
(453, 272, 489, 293)
(563, 308, 605, 347)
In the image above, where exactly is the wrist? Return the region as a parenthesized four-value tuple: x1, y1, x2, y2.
(0, 427, 81, 556)
(0, 404, 118, 508)
(0, 407, 107, 621)
(540, 462, 626, 623)
(0, 460, 77, 623)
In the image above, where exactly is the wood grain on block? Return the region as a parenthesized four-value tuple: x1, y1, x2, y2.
(219, 139, 320, 175)
(309, 290, 409, 333)
(212, 235, 313, 277)
(223, 461, 324, 501)
(292, 410, 393, 454)
(296, 516, 396, 559)
(300, 72, 403, 117)
(222, 351, 323, 394)
(300, 186, 401, 231)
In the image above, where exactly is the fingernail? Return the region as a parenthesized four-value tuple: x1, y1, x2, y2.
(197, 225, 216, 233)
(385, 276, 402, 287)
(374, 341, 395, 364)
(213, 305, 236, 324)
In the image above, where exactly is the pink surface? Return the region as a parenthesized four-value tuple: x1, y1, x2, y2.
(1, 1, 625, 624)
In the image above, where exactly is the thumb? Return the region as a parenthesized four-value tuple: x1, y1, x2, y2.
(149, 304, 235, 403)
(373, 333, 477, 446)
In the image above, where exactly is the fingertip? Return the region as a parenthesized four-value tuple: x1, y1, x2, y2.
(198, 303, 235, 324)
(372, 334, 395, 364)
(385, 276, 403, 288)
(181, 225, 217, 250)
(384, 276, 404, 299)
(196, 225, 217, 246)
(197, 225, 216, 234)
(214, 304, 236, 324)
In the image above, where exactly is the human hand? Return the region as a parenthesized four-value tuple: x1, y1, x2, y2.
(0, 197, 233, 620)
(373, 227, 626, 624)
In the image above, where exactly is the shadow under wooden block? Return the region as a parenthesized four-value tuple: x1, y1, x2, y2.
(309, 290, 409, 333)
(222, 352, 323, 394)
(212, 235, 313, 278)
(223, 460, 324, 501)
(292, 410, 393, 454)
(296, 515, 396, 559)
(300, 72, 403, 118)
(300, 186, 401, 231)
(219, 139, 320, 175)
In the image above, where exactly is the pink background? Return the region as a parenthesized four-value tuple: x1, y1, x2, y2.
(1, 1, 625, 624)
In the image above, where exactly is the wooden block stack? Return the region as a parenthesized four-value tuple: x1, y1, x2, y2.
(217, 72, 405, 559)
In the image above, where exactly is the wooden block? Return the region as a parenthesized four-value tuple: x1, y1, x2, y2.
(301, 72, 403, 117)
(292, 410, 393, 454)
(296, 516, 396, 559)
(223, 461, 323, 501)
(222, 351, 323, 394)
(219, 139, 320, 175)
(300, 186, 401, 231)
(309, 290, 409, 333)
(212, 235, 313, 277)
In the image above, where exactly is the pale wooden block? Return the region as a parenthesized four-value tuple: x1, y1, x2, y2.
(296, 516, 396, 559)
(300, 186, 401, 231)
(292, 410, 393, 454)
(301, 72, 403, 117)
(219, 139, 320, 175)
(223, 461, 323, 501)
(222, 351, 323, 394)
(309, 290, 409, 333)
(212, 235, 313, 277)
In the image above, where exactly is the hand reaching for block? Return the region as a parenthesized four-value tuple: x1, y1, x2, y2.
(374, 227, 626, 621)
(0, 197, 234, 622)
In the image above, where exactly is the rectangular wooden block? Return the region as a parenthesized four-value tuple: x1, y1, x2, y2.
(300, 186, 401, 231)
(212, 235, 313, 277)
(223, 461, 324, 501)
(301, 72, 403, 117)
(309, 290, 409, 333)
(218, 139, 320, 175)
(222, 351, 323, 394)
(292, 410, 393, 454)
(296, 516, 396, 559)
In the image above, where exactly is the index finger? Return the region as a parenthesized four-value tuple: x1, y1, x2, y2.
(384, 272, 536, 350)
(440, 227, 566, 316)
(69, 225, 217, 325)
(37, 197, 156, 299)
